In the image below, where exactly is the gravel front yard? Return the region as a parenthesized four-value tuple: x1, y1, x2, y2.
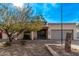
(0, 43, 52, 56)
(49, 45, 79, 56)
(0, 40, 60, 56)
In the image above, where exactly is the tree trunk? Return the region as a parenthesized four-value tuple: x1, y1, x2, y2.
(3, 29, 13, 46)
(4, 34, 13, 46)
(9, 37, 12, 43)
(4, 37, 12, 46)
(65, 33, 72, 52)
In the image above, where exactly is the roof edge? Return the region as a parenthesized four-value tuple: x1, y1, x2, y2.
(48, 23, 76, 25)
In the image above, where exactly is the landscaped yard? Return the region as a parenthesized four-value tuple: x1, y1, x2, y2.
(0, 43, 52, 56)
(49, 45, 79, 56)
(0, 40, 58, 56)
(0, 40, 79, 56)
(45, 43, 79, 56)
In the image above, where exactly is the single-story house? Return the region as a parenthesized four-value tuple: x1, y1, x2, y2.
(0, 23, 77, 40)
(47, 23, 76, 40)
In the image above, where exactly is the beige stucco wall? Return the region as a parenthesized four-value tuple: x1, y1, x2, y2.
(47, 24, 76, 40)
(2, 32, 24, 40)
(17, 32, 24, 40)
(2, 32, 9, 40)
(48, 24, 75, 29)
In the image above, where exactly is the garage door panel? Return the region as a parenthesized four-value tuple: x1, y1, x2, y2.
(51, 30, 73, 40)
(51, 31, 61, 39)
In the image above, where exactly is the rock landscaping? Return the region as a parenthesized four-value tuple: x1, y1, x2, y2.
(0, 40, 79, 56)
(0, 42, 52, 56)
(45, 44, 79, 56)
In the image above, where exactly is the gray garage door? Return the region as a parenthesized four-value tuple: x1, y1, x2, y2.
(51, 30, 73, 40)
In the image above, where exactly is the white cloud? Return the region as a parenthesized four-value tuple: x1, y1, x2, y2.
(12, 2, 24, 8)
(0, 0, 58, 3)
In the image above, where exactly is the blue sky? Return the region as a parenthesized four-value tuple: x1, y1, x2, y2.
(29, 3, 79, 23)
(0, 3, 79, 23)
(62, 3, 79, 23)
(29, 3, 61, 23)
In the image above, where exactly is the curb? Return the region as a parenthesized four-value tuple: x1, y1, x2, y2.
(45, 44, 59, 56)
